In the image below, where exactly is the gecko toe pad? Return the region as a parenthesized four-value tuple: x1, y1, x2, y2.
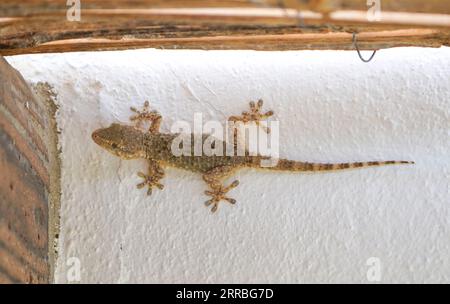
(137, 171, 164, 196)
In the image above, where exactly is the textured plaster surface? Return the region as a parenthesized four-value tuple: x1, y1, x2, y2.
(6, 47, 450, 283)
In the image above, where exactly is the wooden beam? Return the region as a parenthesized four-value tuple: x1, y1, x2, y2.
(1, 27, 447, 56)
(0, 1, 273, 16)
(0, 8, 449, 55)
(336, 0, 450, 15)
(1, 5, 449, 55)
(0, 56, 60, 284)
(283, 0, 450, 14)
(0, 0, 448, 16)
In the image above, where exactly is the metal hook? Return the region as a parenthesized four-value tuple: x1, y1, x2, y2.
(352, 33, 377, 63)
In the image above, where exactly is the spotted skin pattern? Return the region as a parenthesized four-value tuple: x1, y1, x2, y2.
(92, 100, 414, 213)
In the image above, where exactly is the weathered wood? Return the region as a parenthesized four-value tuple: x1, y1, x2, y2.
(0, 56, 60, 283)
(0, 0, 448, 16)
(336, 0, 450, 15)
(0, 1, 449, 55)
(0, 8, 449, 55)
(1, 28, 447, 56)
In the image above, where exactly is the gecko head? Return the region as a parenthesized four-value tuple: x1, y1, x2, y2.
(92, 123, 145, 159)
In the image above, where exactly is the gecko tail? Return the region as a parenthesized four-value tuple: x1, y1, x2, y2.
(254, 159, 414, 172)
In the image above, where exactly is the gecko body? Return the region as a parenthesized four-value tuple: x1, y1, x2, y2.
(92, 100, 413, 212)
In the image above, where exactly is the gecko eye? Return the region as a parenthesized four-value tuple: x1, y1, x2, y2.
(111, 143, 118, 149)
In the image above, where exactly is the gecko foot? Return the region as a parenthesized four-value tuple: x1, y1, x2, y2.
(228, 99, 274, 133)
(204, 180, 239, 213)
(130, 101, 162, 133)
(137, 171, 164, 196)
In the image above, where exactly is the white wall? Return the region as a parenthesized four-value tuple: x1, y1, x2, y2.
(6, 47, 450, 283)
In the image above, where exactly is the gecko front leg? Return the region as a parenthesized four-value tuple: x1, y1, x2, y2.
(137, 160, 165, 196)
(228, 99, 274, 133)
(130, 100, 162, 133)
(203, 166, 239, 213)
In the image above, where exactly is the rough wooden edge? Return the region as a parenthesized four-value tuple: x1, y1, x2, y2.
(31, 83, 61, 284)
(0, 0, 448, 15)
(1, 28, 447, 56)
(1, 8, 448, 55)
(0, 56, 61, 283)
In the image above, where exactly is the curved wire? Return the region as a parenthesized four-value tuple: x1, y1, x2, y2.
(352, 33, 377, 63)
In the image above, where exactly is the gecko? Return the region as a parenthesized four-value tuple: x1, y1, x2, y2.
(92, 100, 414, 213)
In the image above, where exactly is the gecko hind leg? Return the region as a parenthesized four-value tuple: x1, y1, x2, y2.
(202, 166, 239, 213)
(228, 99, 274, 133)
(130, 100, 162, 133)
(137, 160, 165, 196)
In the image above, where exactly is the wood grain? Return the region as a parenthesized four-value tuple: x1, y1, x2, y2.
(0, 11, 448, 55)
(0, 0, 448, 16)
(0, 56, 60, 284)
(0, 1, 449, 54)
